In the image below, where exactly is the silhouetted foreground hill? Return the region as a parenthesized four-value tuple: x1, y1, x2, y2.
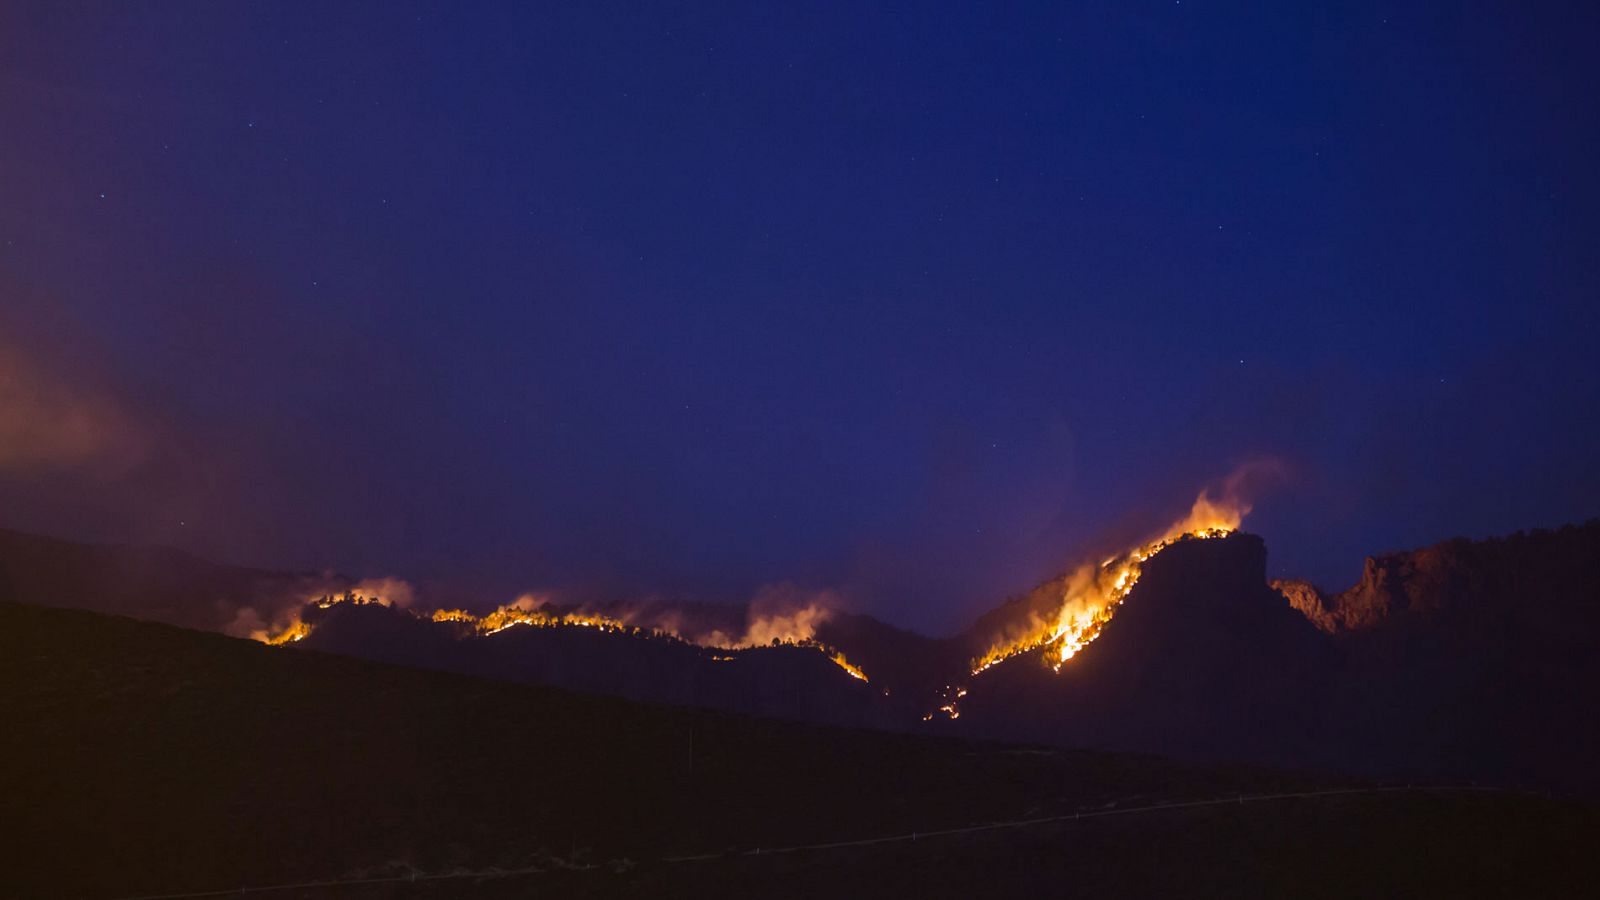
(3, 602, 1592, 900)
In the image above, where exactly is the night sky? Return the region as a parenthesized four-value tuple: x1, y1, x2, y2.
(3, 2, 1597, 633)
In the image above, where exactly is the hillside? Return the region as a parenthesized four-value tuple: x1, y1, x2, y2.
(3, 601, 1592, 899)
(297, 599, 891, 729)
(942, 533, 1333, 766)
(0, 525, 335, 635)
(1275, 521, 1600, 790)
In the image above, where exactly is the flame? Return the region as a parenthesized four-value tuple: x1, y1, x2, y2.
(474, 597, 869, 680)
(429, 609, 478, 624)
(250, 587, 398, 643)
(829, 651, 869, 682)
(480, 605, 644, 637)
(968, 486, 1251, 677)
(255, 587, 871, 682)
(261, 620, 312, 645)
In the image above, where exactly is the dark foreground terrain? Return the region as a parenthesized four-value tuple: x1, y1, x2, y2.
(3, 602, 1594, 899)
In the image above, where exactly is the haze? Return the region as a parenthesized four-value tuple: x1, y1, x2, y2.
(2, 2, 1596, 633)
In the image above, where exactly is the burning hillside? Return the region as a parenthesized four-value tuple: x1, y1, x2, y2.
(916, 478, 1266, 721)
(969, 485, 1254, 676)
(255, 587, 870, 682)
(1, 469, 1286, 731)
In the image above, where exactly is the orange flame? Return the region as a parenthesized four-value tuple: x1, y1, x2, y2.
(248, 577, 419, 645)
(969, 485, 1252, 677)
(260, 620, 312, 645)
(255, 587, 871, 682)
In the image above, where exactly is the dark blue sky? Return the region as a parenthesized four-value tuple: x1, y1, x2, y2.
(2, 2, 1597, 632)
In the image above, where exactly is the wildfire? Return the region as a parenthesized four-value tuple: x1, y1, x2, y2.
(828, 651, 869, 682)
(251, 588, 397, 645)
(478, 603, 645, 637)
(261, 620, 312, 645)
(256, 589, 872, 682)
(968, 487, 1251, 677)
(429, 609, 478, 624)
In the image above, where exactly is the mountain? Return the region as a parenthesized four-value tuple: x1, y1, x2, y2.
(813, 610, 966, 698)
(940, 533, 1335, 767)
(1275, 521, 1600, 791)
(1274, 520, 1600, 636)
(933, 524, 1600, 791)
(4, 600, 1591, 900)
(4, 520, 1599, 791)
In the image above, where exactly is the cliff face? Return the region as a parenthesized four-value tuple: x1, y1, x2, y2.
(1275, 520, 1600, 639)
(1274, 521, 1600, 791)
(1272, 578, 1336, 633)
(1273, 551, 1466, 634)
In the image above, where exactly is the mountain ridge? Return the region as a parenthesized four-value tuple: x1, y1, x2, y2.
(4, 519, 1598, 790)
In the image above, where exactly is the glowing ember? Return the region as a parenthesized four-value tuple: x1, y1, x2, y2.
(928, 685, 966, 720)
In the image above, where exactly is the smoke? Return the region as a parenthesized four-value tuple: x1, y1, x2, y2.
(611, 583, 843, 649)
(0, 304, 260, 564)
(505, 593, 550, 613)
(730, 583, 840, 648)
(346, 577, 416, 609)
(0, 338, 149, 476)
(222, 604, 272, 640)
(513, 583, 841, 650)
(261, 578, 846, 655)
(1201, 459, 1287, 519)
(230, 574, 418, 642)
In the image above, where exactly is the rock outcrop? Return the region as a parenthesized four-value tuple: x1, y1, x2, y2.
(1275, 520, 1600, 638)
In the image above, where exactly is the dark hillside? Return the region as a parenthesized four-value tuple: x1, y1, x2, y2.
(4, 602, 1590, 899)
(0, 601, 1335, 899)
(296, 600, 891, 728)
